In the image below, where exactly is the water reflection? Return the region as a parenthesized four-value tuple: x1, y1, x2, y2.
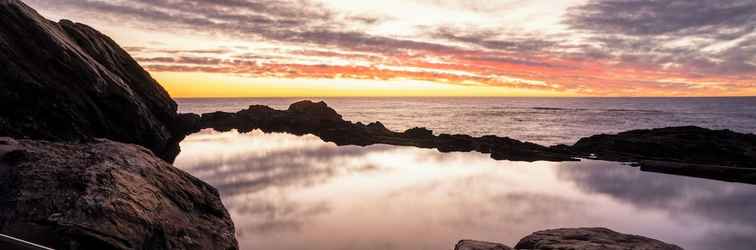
(558, 164, 756, 250)
(175, 129, 756, 250)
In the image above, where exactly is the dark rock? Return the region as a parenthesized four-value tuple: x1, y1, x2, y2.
(287, 100, 342, 122)
(437, 134, 476, 152)
(514, 228, 683, 250)
(188, 101, 576, 162)
(571, 126, 756, 168)
(181, 100, 756, 184)
(639, 160, 756, 185)
(366, 121, 391, 134)
(175, 113, 202, 135)
(0, 137, 238, 250)
(0, 0, 181, 161)
(404, 127, 434, 138)
(456, 240, 512, 250)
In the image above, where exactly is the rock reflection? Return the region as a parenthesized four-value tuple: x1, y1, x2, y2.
(175, 130, 756, 250)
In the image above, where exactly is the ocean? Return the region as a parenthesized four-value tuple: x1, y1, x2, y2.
(177, 97, 756, 145)
(174, 97, 756, 250)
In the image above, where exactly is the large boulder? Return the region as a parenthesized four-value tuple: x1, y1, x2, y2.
(0, 0, 181, 161)
(513, 228, 683, 250)
(0, 137, 238, 250)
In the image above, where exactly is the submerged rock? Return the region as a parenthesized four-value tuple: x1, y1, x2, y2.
(513, 228, 683, 250)
(0, 137, 238, 250)
(0, 0, 181, 161)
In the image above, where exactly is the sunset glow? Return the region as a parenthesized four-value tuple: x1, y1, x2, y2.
(26, 0, 756, 97)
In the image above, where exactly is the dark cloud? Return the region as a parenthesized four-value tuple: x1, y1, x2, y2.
(566, 0, 756, 39)
(565, 0, 756, 75)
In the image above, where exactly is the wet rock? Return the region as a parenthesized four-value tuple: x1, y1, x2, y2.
(0, 0, 181, 161)
(640, 160, 756, 185)
(456, 240, 512, 250)
(0, 137, 238, 250)
(514, 228, 683, 250)
(571, 126, 756, 168)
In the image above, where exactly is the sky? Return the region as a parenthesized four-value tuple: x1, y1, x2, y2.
(25, 0, 756, 97)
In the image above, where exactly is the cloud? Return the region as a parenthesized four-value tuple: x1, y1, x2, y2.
(565, 0, 756, 75)
(566, 0, 756, 38)
(26, 0, 756, 95)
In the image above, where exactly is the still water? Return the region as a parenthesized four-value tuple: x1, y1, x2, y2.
(174, 129, 756, 250)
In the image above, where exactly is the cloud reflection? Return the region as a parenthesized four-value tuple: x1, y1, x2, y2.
(175, 130, 756, 250)
(557, 161, 756, 250)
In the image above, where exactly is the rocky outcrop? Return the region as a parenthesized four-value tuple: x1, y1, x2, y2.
(179, 101, 756, 184)
(513, 228, 683, 250)
(456, 228, 682, 250)
(569, 126, 756, 168)
(185, 100, 576, 162)
(0, 0, 182, 161)
(0, 137, 238, 250)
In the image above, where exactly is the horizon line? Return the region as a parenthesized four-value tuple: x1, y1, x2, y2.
(172, 95, 756, 99)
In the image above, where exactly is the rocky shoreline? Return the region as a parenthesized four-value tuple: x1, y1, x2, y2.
(1, 0, 752, 249)
(180, 100, 756, 185)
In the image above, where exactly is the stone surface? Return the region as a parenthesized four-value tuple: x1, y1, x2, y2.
(0, 0, 181, 161)
(570, 126, 756, 168)
(513, 228, 683, 250)
(456, 240, 512, 250)
(0, 137, 238, 250)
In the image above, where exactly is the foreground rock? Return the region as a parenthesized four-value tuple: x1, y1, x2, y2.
(184, 101, 576, 162)
(457, 228, 682, 250)
(0, 137, 238, 250)
(514, 228, 683, 250)
(0, 0, 182, 161)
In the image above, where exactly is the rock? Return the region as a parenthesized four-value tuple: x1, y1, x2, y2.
(513, 228, 683, 250)
(182, 100, 756, 184)
(437, 134, 476, 152)
(287, 100, 342, 122)
(0, 0, 181, 161)
(0, 137, 238, 250)
(404, 127, 434, 138)
(456, 240, 512, 250)
(186, 101, 576, 162)
(175, 113, 202, 135)
(570, 126, 756, 168)
(639, 160, 756, 185)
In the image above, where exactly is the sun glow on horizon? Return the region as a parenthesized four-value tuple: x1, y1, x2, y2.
(26, 0, 756, 97)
